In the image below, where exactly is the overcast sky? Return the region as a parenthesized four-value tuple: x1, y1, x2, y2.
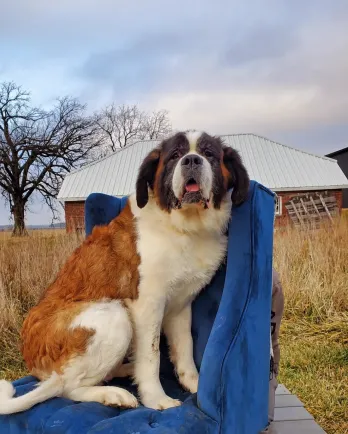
(1, 0, 348, 225)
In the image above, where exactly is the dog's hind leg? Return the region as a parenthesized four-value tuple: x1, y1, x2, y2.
(62, 299, 137, 408)
(0, 299, 136, 414)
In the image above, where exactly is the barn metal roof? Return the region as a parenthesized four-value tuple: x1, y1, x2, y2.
(57, 134, 348, 201)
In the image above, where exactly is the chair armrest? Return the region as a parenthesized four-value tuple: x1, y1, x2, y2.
(198, 181, 275, 434)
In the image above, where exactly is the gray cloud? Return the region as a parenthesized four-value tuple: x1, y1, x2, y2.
(0, 0, 348, 137)
(71, 0, 348, 123)
(271, 123, 348, 155)
(1, 0, 348, 224)
(222, 24, 298, 68)
(76, 32, 185, 92)
(0, 1, 347, 148)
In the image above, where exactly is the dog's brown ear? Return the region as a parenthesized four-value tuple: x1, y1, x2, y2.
(136, 148, 161, 208)
(223, 146, 250, 205)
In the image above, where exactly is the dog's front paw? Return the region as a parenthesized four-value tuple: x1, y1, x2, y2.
(178, 370, 199, 394)
(143, 394, 182, 410)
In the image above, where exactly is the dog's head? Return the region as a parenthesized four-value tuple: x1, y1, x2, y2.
(136, 131, 249, 211)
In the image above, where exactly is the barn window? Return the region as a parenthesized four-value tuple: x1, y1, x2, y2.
(275, 195, 282, 216)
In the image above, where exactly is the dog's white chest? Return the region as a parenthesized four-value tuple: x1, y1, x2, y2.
(135, 217, 227, 303)
(167, 231, 227, 305)
(129, 194, 230, 308)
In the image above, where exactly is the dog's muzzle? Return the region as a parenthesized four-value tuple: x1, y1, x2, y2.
(180, 155, 204, 204)
(172, 153, 213, 208)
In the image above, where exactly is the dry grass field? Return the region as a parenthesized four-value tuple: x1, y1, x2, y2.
(0, 221, 347, 433)
(274, 219, 348, 434)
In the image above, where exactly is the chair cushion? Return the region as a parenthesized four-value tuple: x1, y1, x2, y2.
(6, 376, 215, 434)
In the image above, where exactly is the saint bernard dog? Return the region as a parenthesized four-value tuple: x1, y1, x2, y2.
(0, 131, 249, 413)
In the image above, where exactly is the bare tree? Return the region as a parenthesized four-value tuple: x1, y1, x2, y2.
(0, 82, 101, 235)
(94, 104, 171, 155)
(139, 109, 172, 140)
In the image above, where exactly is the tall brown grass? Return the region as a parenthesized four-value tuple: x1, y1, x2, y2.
(0, 230, 82, 379)
(0, 221, 347, 433)
(274, 219, 348, 321)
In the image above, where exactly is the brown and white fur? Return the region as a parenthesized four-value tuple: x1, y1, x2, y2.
(0, 131, 249, 413)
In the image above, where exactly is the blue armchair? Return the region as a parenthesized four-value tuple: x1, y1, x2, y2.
(0, 180, 274, 434)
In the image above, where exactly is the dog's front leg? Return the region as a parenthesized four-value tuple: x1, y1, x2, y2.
(163, 303, 199, 394)
(131, 295, 182, 410)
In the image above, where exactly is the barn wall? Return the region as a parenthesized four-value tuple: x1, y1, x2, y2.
(64, 190, 343, 232)
(65, 201, 85, 233)
(275, 189, 342, 227)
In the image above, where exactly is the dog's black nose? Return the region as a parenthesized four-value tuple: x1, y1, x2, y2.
(181, 154, 203, 168)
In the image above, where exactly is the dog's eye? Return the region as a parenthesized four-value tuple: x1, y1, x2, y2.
(171, 151, 180, 160)
(204, 149, 213, 158)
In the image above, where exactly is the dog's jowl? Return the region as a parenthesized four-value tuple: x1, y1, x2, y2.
(0, 131, 249, 413)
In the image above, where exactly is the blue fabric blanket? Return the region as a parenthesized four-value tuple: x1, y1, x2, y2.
(0, 180, 274, 434)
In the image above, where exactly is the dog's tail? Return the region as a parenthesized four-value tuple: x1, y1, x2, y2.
(0, 372, 63, 414)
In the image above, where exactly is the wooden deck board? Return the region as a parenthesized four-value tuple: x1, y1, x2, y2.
(275, 406, 314, 422)
(270, 421, 326, 434)
(265, 385, 327, 434)
(274, 394, 303, 408)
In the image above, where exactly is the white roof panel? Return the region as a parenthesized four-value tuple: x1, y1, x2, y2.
(58, 134, 348, 201)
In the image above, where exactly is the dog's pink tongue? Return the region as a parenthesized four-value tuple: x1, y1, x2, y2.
(185, 183, 200, 192)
